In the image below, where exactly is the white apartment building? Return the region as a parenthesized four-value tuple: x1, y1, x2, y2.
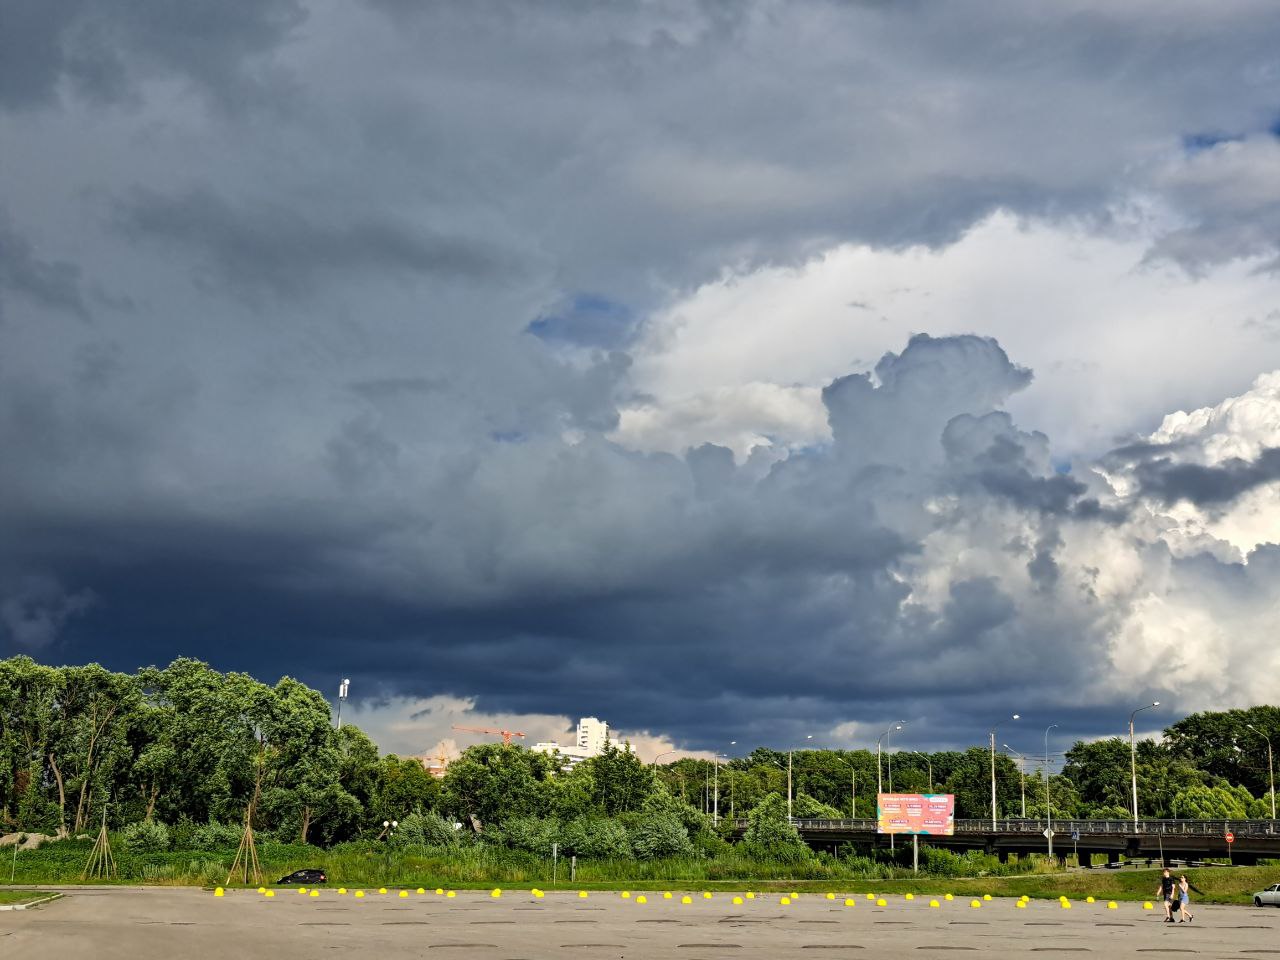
(532, 716, 618, 767)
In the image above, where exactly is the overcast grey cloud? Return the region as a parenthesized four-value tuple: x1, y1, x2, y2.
(4, 0, 1280, 752)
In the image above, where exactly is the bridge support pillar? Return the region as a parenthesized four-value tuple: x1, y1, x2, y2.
(1079, 850, 1092, 868)
(1108, 851, 1120, 866)
(997, 850, 1009, 864)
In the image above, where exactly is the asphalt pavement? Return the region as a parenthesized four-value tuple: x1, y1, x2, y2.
(1, 885, 1276, 959)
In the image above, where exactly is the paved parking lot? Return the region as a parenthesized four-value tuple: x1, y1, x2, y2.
(2, 886, 1277, 959)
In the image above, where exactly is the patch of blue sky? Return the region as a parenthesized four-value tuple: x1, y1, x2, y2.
(526, 293, 636, 349)
(1182, 131, 1241, 153)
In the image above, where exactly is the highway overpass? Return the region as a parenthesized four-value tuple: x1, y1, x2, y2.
(724, 818, 1280, 865)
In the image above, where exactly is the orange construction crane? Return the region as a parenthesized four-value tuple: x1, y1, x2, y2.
(451, 724, 526, 746)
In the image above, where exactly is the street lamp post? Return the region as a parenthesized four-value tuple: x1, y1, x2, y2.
(989, 714, 1020, 829)
(835, 757, 858, 819)
(910, 751, 934, 794)
(1002, 745, 1026, 818)
(787, 735, 812, 822)
(1129, 701, 1160, 831)
(1044, 724, 1058, 858)
(877, 723, 906, 795)
(336, 678, 350, 730)
(1247, 724, 1276, 820)
(713, 742, 735, 826)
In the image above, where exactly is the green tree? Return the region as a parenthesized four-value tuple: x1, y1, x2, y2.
(441, 744, 555, 828)
(741, 792, 811, 861)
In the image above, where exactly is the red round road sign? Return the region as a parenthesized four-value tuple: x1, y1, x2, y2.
(1226, 831, 1235, 843)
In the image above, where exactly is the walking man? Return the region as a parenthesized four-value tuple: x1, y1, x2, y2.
(1157, 867, 1177, 922)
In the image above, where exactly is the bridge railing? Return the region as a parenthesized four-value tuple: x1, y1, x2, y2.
(725, 818, 1279, 836)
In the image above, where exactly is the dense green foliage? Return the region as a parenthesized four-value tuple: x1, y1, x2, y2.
(1, 656, 1277, 878)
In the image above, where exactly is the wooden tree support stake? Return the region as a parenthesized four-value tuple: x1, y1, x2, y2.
(81, 813, 116, 881)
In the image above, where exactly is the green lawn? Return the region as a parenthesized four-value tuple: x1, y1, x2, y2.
(0, 890, 58, 906)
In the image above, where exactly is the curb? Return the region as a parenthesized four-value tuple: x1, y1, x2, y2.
(0, 893, 62, 911)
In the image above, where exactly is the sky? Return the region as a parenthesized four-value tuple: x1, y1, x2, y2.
(4, 0, 1280, 762)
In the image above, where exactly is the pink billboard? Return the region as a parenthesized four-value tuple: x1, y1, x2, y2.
(877, 793, 955, 835)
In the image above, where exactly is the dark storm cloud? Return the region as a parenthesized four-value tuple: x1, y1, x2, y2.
(113, 187, 509, 300)
(5, 0, 1280, 752)
(0, 0, 305, 110)
(0, 218, 89, 321)
(1130, 447, 1280, 507)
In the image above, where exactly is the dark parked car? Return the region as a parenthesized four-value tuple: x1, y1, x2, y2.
(277, 869, 327, 885)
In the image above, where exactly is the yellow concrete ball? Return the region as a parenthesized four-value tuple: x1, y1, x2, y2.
(845, 898, 857, 907)
(310, 890, 320, 898)
(636, 895, 647, 904)
(682, 896, 693, 904)
(866, 893, 876, 901)
(1061, 902, 1071, 909)
(970, 900, 982, 908)
(621, 891, 631, 899)
(826, 892, 836, 900)
(663, 892, 672, 899)
(745, 892, 755, 900)
(264, 890, 275, 898)
(780, 897, 791, 906)
(214, 888, 225, 897)
(416, 888, 425, 895)
(257, 887, 266, 894)
(905, 893, 914, 900)
(578, 891, 588, 898)
(790, 892, 799, 899)
(703, 892, 712, 899)
(338, 887, 347, 895)
(1016, 901, 1027, 909)
(929, 900, 940, 908)
(1142, 902, 1153, 910)
(491, 889, 502, 898)
(944, 893, 954, 901)
(436, 888, 444, 895)
(299, 888, 308, 894)
(876, 898, 887, 907)
(446, 891, 456, 898)
(378, 888, 387, 895)
(1085, 896, 1094, 903)
(355, 891, 365, 898)
(982, 894, 992, 901)
(733, 896, 743, 905)
(534, 890, 544, 899)
(1107, 901, 1118, 910)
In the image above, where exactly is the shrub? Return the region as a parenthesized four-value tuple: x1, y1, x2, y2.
(120, 820, 171, 852)
(627, 813, 694, 860)
(741, 793, 812, 861)
(494, 816, 559, 855)
(192, 820, 243, 850)
(561, 817, 632, 859)
(390, 811, 460, 848)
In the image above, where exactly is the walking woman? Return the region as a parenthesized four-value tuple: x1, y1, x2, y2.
(1178, 874, 1202, 922)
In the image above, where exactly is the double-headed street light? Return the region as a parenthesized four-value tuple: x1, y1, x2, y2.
(1129, 701, 1160, 831)
(989, 714, 1020, 829)
(336, 678, 350, 730)
(1246, 724, 1276, 820)
(713, 741, 736, 826)
(877, 722, 906, 795)
(910, 751, 934, 794)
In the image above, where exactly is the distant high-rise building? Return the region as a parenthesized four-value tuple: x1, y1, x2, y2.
(576, 717, 610, 755)
(531, 716, 618, 768)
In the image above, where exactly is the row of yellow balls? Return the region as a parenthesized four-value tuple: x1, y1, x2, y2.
(211, 886, 1123, 911)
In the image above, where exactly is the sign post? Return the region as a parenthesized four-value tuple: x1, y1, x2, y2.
(1226, 831, 1234, 866)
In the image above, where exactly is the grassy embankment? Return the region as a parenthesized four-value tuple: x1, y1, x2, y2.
(0, 890, 58, 905)
(2, 840, 1276, 904)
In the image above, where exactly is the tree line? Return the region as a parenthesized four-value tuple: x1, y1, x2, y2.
(2, 656, 1276, 854)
